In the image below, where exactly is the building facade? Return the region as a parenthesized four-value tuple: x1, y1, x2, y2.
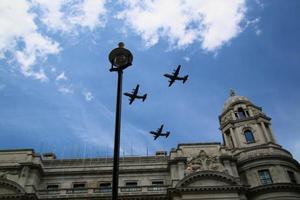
(0, 92, 300, 199)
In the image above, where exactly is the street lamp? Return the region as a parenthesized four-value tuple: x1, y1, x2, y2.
(108, 42, 133, 200)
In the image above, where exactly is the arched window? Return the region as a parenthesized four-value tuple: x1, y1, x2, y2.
(237, 107, 246, 119)
(245, 130, 255, 143)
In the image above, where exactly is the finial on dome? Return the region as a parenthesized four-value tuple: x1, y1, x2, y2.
(230, 89, 236, 97)
(118, 42, 125, 48)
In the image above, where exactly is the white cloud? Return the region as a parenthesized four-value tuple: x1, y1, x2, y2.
(183, 56, 190, 62)
(58, 85, 73, 94)
(0, 0, 107, 81)
(83, 90, 94, 101)
(0, 0, 61, 81)
(117, 0, 247, 51)
(32, 0, 107, 32)
(56, 72, 68, 81)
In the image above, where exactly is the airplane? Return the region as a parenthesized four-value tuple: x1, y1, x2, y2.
(164, 65, 188, 87)
(150, 124, 170, 140)
(124, 84, 147, 105)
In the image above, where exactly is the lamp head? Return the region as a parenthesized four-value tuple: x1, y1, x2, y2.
(108, 42, 133, 70)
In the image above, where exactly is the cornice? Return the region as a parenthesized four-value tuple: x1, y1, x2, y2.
(219, 114, 271, 130)
(237, 154, 300, 169)
(248, 183, 300, 195)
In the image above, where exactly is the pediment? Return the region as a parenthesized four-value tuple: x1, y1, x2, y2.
(0, 178, 25, 195)
(176, 171, 238, 188)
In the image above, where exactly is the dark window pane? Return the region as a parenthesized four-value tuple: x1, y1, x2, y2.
(73, 183, 85, 189)
(245, 130, 255, 143)
(258, 170, 272, 185)
(152, 181, 163, 185)
(100, 183, 111, 187)
(125, 181, 137, 186)
(238, 108, 246, 119)
(47, 185, 59, 190)
(288, 171, 297, 184)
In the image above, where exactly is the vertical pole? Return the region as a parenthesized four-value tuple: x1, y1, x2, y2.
(112, 69, 123, 200)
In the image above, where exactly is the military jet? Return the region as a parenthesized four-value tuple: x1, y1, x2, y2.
(124, 84, 147, 105)
(150, 124, 170, 140)
(164, 65, 188, 87)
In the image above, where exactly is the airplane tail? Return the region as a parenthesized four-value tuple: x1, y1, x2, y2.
(166, 132, 170, 138)
(183, 75, 188, 84)
(142, 94, 147, 102)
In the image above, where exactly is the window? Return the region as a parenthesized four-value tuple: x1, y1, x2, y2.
(237, 107, 246, 119)
(245, 130, 255, 143)
(125, 181, 137, 187)
(258, 169, 273, 185)
(73, 183, 86, 189)
(99, 182, 111, 192)
(47, 184, 59, 190)
(287, 171, 297, 184)
(152, 180, 164, 185)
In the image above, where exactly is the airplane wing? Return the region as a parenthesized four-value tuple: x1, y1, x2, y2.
(157, 124, 164, 134)
(168, 78, 175, 87)
(154, 134, 159, 140)
(173, 65, 181, 76)
(129, 96, 135, 104)
(133, 84, 139, 95)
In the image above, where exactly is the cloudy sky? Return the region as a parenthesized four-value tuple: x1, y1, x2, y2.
(0, 0, 299, 160)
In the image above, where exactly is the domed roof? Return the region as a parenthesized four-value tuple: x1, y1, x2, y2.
(223, 90, 250, 111)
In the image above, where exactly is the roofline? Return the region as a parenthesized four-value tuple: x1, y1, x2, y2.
(177, 142, 221, 149)
(0, 148, 35, 153)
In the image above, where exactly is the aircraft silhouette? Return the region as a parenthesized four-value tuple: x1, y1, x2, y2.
(150, 124, 170, 140)
(164, 65, 188, 87)
(124, 84, 147, 105)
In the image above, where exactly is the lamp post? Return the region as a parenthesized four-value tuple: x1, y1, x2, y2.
(108, 42, 133, 200)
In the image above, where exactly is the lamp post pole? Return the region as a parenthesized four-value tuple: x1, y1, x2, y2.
(108, 42, 133, 200)
(112, 68, 122, 200)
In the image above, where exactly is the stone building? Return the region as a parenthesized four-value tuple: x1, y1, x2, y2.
(0, 92, 299, 199)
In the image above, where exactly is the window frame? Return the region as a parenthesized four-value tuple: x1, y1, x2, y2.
(46, 184, 60, 190)
(151, 180, 164, 185)
(244, 130, 255, 144)
(287, 170, 297, 184)
(125, 181, 138, 187)
(72, 182, 86, 189)
(237, 107, 247, 119)
(258, 169, 273, 185)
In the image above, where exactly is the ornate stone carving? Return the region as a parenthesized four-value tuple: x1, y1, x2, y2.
(0, 171, 19, 179)
(184, 150, 225, 176)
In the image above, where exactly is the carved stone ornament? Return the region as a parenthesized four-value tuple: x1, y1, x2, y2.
(184, 150, 224, 176)
(0, 171, 20, 179)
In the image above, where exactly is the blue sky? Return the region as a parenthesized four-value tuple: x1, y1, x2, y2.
(0, 0, 300, 160)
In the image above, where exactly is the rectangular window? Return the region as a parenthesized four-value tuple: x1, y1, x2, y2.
(245, 130, 255, 143)
(152, 180, 164, 185)
(47, 184, 59, 190)
(99, 182, 111, 192)
(287, 171, 297, 184)
(125, 181, 137, 187)
(258, 169, 273, 185)
(73, 183, 86, 189)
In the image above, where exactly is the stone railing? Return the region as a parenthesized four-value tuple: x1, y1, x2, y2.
(37, 185, 168, 198)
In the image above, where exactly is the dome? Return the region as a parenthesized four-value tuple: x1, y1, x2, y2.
(222, 90, 250, 111)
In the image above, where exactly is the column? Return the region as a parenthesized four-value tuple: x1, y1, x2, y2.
(230, 127, 239, 148)
(261, 122, 272, 142)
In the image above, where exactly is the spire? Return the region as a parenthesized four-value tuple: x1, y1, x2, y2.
(230, 89, 236, 97)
